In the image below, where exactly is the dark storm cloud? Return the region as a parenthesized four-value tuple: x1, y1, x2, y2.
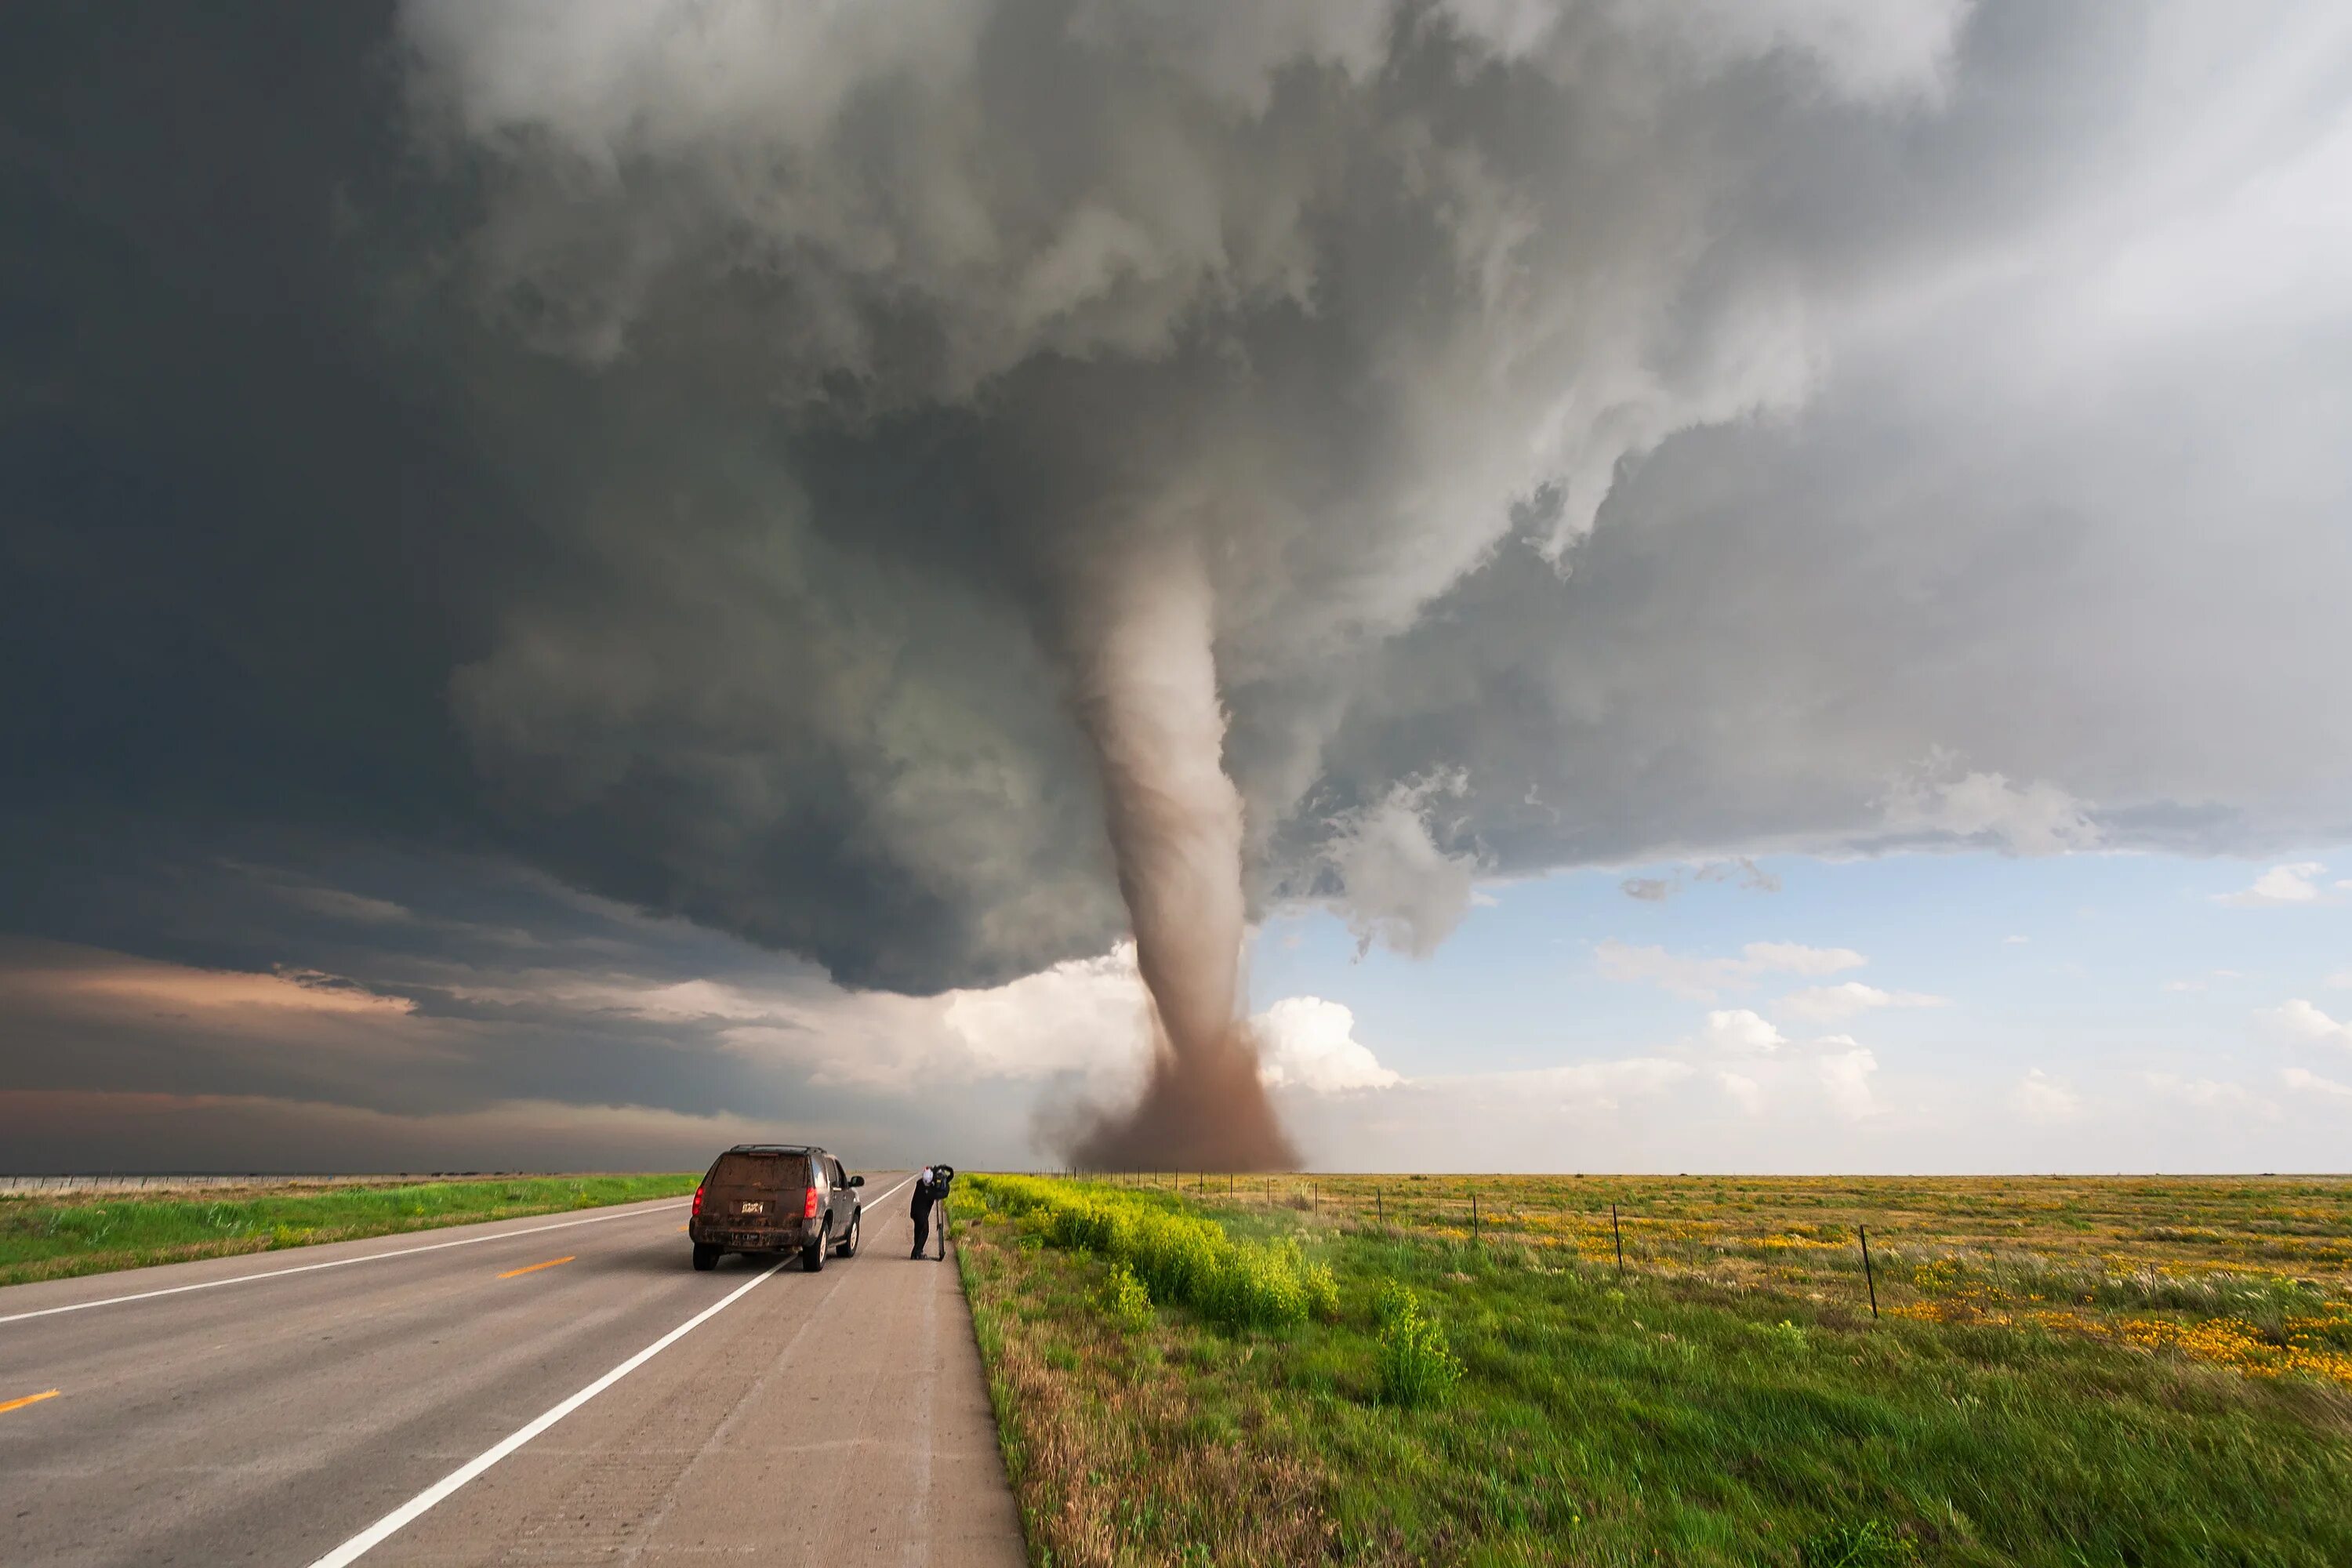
(0, 852, 1069, 1171)
(5, 2, 2352, 1160)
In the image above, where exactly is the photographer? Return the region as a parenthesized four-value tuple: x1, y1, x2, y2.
(909, 1163, 953, 1260)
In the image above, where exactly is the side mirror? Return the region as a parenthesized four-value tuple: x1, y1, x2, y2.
(849, 1174, 866, 1187)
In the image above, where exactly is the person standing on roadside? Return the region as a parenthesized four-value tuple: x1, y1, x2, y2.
(909, 1165, 938, 1260)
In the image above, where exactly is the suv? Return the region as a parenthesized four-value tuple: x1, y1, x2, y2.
(689, 1144, 865, 1272)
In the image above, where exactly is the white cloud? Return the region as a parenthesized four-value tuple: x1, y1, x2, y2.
(1254, 996, 1401, 1094)
(627, 945, 1165, 1094)
(1594, 938, 1865, 1000)
(1593, 942, 1743, 998)
(1881, 757, 2099, 855)
(2282, 1066, 2352, 1102)
(1740, 942, 1867, 977)
(1421, 1055, 1695, 1112)
(1700, 1008, 1786, 1054)
(2215, 862, 2332, 908)
(2013, 1068, 2081, 1123)
(1322, 774, 1483, 959)
(1818, 1047, 1879, 1119)
(2255, 998, 2352, 1051)
(2325, 970, 2352, 990)
(1504, 1057, 1696, 1105)
(1718, 1071, 1765, 1115)
(2002, 934, 2031, 946)
(2143, 1073, 2279, 1120)
(2160, 978, 2204, 993)
(1777, 982, 1950, 1024)
(940, 944, 1155, 1082)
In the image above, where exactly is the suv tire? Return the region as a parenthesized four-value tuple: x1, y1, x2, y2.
(801, 1229, 827, 1272)
(836, 1210, 861, 1258)
(691, 1243, 720, 1272)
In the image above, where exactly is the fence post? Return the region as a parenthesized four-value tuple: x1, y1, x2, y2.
(1376, 1187, 1383, 1227)
(1611, 1202, 1625, 1276)
(1860, 1224, 1879, 1319)
(1471, 1189, 1479, 1243)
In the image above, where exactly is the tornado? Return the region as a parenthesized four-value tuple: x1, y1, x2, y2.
(1064, 543, 1298, 1171)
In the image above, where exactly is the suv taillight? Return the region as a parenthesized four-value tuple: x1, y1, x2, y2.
(803, 1186, 820, 1219)
(691, 1184, 704, 1218)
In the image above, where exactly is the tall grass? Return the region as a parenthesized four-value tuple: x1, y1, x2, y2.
(1096, 1262, 1155, 1333)
(1372, 1283, 1461, 1407)
(974, 1174, 1337, 1332)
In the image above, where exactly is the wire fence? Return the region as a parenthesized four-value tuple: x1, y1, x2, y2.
(1030, 1169, 1889, 1319)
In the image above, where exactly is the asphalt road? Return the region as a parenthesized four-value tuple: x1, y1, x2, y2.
(0, 1174, 1026, 1566)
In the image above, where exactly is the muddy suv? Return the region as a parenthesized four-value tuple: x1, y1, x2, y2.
(689, 1144, 865, 1272)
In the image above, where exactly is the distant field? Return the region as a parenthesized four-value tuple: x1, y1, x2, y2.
(955, 1172, 2352, 1567)
(0, 1174, 698, 1287)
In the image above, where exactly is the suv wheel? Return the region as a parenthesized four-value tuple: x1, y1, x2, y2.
(801, 1228, 827, 1272)
(691, 1243, 720, 1272)
(835, 1210, 861, 1258)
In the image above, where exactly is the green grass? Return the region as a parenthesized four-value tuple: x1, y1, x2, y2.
(956, 1175, 2352, 1568)
(0, 1174, 698, 1287)
(985, 1173, 1338, 1330)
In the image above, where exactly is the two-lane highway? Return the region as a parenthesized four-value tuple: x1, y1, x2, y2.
(0, 1176, 1025, 1566)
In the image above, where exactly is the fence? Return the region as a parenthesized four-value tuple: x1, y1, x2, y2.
(1031, 1170, 1888, 1319)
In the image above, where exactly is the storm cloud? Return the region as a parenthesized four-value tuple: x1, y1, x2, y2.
(5, 2, 2350, 1167)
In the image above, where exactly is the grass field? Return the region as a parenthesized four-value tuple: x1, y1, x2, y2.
(0, 1173, 698, 1287)
(954, 1172, 2352, 1567)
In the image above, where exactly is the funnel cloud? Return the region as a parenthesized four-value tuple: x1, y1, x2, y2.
(1065, 542, 1296, 1167)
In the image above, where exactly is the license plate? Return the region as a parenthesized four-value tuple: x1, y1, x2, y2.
(739, 1201, 764, 1214)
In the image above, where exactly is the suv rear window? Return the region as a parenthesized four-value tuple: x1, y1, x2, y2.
(709, 1150, 815, 1190)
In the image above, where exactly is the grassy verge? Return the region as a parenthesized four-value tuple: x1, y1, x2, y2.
(0, 1174, 697, 1287)
(956, 1174, 2352, 1567)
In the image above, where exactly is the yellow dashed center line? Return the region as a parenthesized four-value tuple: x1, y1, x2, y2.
(1, 1389, 60, 1416)
(495, 1256, 575, 1280)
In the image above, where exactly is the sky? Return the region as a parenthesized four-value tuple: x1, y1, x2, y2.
(5, 2, 2351, 1174)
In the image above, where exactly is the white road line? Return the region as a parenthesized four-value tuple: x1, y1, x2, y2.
(308, 1171, 918, 1566)
(303, 1258, 788, 1568)
(862, 1174, 917, 1214)
(0, 1203, 688, 1326)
